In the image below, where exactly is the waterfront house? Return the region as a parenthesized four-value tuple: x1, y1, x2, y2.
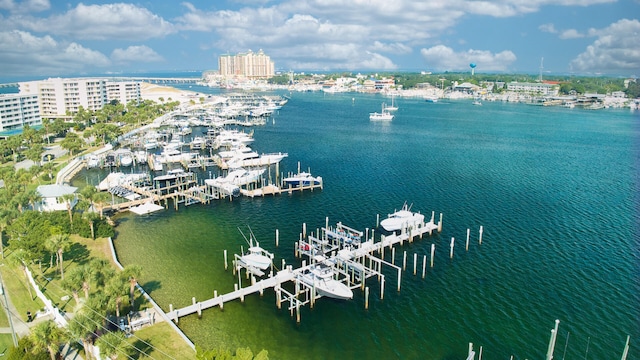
(34, 184, 78, 212)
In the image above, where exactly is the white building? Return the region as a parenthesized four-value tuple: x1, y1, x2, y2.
(106, 81, 141, 106)
(0, 93, 41, 132)
(507, 82, 558, 96)
(34, 184, 78, 212)
(19, 78, 108, 118)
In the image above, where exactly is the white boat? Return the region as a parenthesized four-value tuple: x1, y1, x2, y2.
(369, 103, 394, 121)
(240, 246, 272, 270)
(134, 150, 147, 164)
(190, 136, 206, 150)
(298, 263, 353, 300)
(424, 96, 438, 103)
(115, 149, 133, 167)
(204, 178, 240, 197)
(143, 140, 159, 150)
(472, 99, 482, 106)
(282, 172, 322, 188)
(384, 96, 398, 111)
(227, 152, 288, 168)
(86, 155, 99, 168)
(380, 203, 425, 232)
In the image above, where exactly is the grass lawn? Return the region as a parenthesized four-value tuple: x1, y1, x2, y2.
(0, 291, 8, 327)
(126, 322, 196, 359)
(0, 333, 16, 355)
(0, 263, 44, 323)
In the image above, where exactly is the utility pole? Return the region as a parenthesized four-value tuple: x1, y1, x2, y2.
(0, 268, 18, 347)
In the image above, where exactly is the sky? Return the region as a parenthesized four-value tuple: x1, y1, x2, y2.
(0, 0, 639, 81)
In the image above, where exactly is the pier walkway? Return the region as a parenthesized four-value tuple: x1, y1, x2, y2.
(166, 212, 444, 322)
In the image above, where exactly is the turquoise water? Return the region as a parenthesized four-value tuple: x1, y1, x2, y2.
(96, 89, 638, 359)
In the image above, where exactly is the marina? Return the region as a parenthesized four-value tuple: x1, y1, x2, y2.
(165, 209, 445, 323)
(102, 87, 638, 359)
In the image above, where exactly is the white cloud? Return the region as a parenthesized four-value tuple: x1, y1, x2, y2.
(420, 45, 517, 72)
(369, 41, 412, 55)
(0, 30, 110, 76)
(464, 0, 616, 17)
(570, 19, 640, 74)
(559, 29, 584, 39)
(19, 3, 175, 40)
(111, 45, 164, 64)
(0, 0, 49, 13)
(539, 23, 557, 33)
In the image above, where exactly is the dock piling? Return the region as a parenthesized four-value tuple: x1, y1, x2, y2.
(450, 237, 455, 259)
(422, 255, 427, 278)
(430, 244, 435, 267)
(365, 287, 369, 309)
(413, 253, 417, 275)
(275, 229, 279, 247)
(479, 225, 484, 244)
(466, 228, 470, 251)
(224, 250, 228, 270)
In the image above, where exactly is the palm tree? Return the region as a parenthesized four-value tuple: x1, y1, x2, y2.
(96, 331, 128, 360)
(45, 227, 72, 280)
(30, 320, 67, 360)
(60, 193, 76, 225)
(122, 265, 142, 309)
(104, 274, 129, 318)
(0, 207, 18, 259)
(67, 312, 98, 360)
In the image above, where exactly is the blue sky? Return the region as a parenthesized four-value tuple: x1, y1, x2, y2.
(0, 0, 638, 81)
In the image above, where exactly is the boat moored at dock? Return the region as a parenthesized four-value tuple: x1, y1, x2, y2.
(380, 202, 425, 232)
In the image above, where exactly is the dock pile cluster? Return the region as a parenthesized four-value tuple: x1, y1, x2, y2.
(87, 94, 325, 214)
(164, 206, 485, 324)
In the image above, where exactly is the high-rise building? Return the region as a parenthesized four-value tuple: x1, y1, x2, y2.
(106, 81, 141, 106)
(0, 93, 41, 132)
(219, 49, 275, 79)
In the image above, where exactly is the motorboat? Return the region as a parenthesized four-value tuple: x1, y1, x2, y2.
(86, 155, 99, 168)
(380, 203, 425, 232)
(298, 263, 353, 300)
(369, 103, 394, 121)
(282, 172, 322, 188)
(226, 152, 288, 168)
(239, 246, 272, 270)
(204, 178, 240, 197)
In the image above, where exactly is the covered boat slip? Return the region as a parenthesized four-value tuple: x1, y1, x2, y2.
(165, 209, 448, 323)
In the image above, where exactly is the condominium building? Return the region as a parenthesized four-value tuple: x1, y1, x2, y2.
(19, 77, 108, 118)
(219, 49, 275, 79)
(507, 82, 559, 96)
(106, 81, 141, 105)
(0, 93, 41, 132)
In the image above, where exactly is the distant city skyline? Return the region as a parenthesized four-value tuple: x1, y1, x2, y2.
(0, 0, 638, 82)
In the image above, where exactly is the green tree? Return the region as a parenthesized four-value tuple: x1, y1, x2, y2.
(67, 312, 99, 360)
(104, 273, 129, 318)
(60, 131, 84, 156)
(29, 320, 67, 360)
(45, 227, 72, 280)
(122, 264, 142, 309)
(96, 331, 128, 360)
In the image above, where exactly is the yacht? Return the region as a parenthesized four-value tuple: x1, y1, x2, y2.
(298, 263, 353, 300)
(369, 103, 394, 121)
(226, 152, 288, 168)
(239, 246, 272, 270)
(282, 172, 322, 188)
(380, 203, 425, 232)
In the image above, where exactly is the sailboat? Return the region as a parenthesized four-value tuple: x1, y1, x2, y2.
(384, 95, 398, 111)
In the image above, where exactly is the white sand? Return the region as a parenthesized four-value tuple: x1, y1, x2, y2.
(140, 82, 201, 104)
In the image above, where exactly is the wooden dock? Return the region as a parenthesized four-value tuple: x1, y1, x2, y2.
(165, 212, 447, 322)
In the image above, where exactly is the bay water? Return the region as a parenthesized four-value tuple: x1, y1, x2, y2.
(93, 88, 638, 359)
